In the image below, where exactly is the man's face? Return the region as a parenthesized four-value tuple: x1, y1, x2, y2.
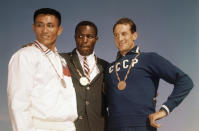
(114, 24, 137, 55)
(75, 25, 98, 56)
(32, 14, 62, 49)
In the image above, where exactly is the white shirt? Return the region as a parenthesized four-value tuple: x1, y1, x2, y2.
(7, 41, 78, 131)
(76, 49, 99, 81)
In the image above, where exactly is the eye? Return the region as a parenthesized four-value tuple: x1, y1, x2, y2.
(114, 33, 118, 37)
(87, 35, 95, 39)
(47, 24, 54, 28)
(77, 35, 83, 38)
(35, 23, 44, 27)
(122, 32, 127, 36)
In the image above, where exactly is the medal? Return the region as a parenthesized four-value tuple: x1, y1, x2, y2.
(61, 79, 67, 88)
(80, 77, 89, 86)
(115, 53, 140, 90)
(118, 81, 126, 90)
(71, 54, 98, 87)
(34, 41, 67, 89)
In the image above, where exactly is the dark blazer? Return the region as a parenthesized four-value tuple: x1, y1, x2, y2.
(60, 49, 109, 131)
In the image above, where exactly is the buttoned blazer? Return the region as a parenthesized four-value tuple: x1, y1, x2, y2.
(60, 49, 109, 131)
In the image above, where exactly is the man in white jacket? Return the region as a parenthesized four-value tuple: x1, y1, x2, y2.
(7, 8, 78, 131)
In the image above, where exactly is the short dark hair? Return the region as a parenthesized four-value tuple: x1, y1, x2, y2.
(113, 17, 136, 33)
(34, 8, 61, 26)
(75, 21, 98, 36)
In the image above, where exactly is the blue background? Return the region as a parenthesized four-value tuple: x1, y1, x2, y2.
(0, 0, 198, 130)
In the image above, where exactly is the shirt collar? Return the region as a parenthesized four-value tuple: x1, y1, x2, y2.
(34, 40, 57, 55)
(116, 46, 140, 60)
(76, 49, 95, 61)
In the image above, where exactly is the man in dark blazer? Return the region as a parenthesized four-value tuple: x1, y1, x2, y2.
(61, 21, 109, 131)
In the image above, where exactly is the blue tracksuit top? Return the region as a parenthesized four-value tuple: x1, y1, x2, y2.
(105, 46, 193, 128)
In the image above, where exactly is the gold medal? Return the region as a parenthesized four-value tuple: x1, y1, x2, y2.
(71, 55, 97, 87)
(61, 79, 67, 88)
(118, 81, 126, 90)
(80, 77, 89, 86)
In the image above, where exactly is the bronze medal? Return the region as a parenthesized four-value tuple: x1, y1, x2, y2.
(61, 79, 67, 88)
(118, 81, 126, 90)
(115, 53, 140, 91)
(80, 77, 89, 86)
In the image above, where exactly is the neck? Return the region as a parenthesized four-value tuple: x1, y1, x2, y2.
(120, 46, 135, 56)
(47, 44, 56, 52)
(120, 50, 129, 56)
(77, 49, 94, 56)
(35, 41, 56, 52)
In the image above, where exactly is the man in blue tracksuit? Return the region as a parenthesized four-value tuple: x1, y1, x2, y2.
(105, 18, 193, 131)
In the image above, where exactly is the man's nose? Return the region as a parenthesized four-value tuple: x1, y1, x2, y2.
(118, 35, 123, 41)
(82, 36, 88, 42)
(42, 25, 48, 33)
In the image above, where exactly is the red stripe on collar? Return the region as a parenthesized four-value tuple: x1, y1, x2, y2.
(34, 41, 51, 54)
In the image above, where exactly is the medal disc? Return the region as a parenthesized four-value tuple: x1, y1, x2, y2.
(61, 79, 67, 88)
(80, 77, 89, 86)
(118, 81, 126, 90)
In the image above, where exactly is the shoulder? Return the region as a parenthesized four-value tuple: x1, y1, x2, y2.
(9, 45, 39, 66)
(140, 52, 166, 61)
(59, 52, 70, 57)
(97, 57, 109, 64)
(59, 52, 73, 58)
(59, 51, 72, 55)
(97, 57, 110, 69)
(59, 52, 72, 65)
(140, 52, 177, 70)
(11, 46, 39, 59)
(141, 52, 160, 57)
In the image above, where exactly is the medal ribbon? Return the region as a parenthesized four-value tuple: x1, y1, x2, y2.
(72, 55, 97, 82)
(115, 53, 140, 90)
(34, 41, 67, 88)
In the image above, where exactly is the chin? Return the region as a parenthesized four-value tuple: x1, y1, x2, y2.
(119, 48, 125, 52)
(83, 52, 90, 56)
(39, 40, 51, 45)
(80, 51, 91, 56)
(78, 48, 92, 55)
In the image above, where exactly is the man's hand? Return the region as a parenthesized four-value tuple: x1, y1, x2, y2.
(21, 43, 33, 48)
(148, 110, 167, 128)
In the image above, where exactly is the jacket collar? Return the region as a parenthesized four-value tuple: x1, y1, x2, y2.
(116, 46, 140, 60)
(34, 40, 57, 55)
(71, 48, 103, 85)
(76, 49, 95, 62)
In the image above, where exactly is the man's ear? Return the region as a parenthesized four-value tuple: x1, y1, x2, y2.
(32, 24, 35, 32)
(132, 32, 138, 40)
(57, 26, 63, 36)
(95, 36, 98, 41)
